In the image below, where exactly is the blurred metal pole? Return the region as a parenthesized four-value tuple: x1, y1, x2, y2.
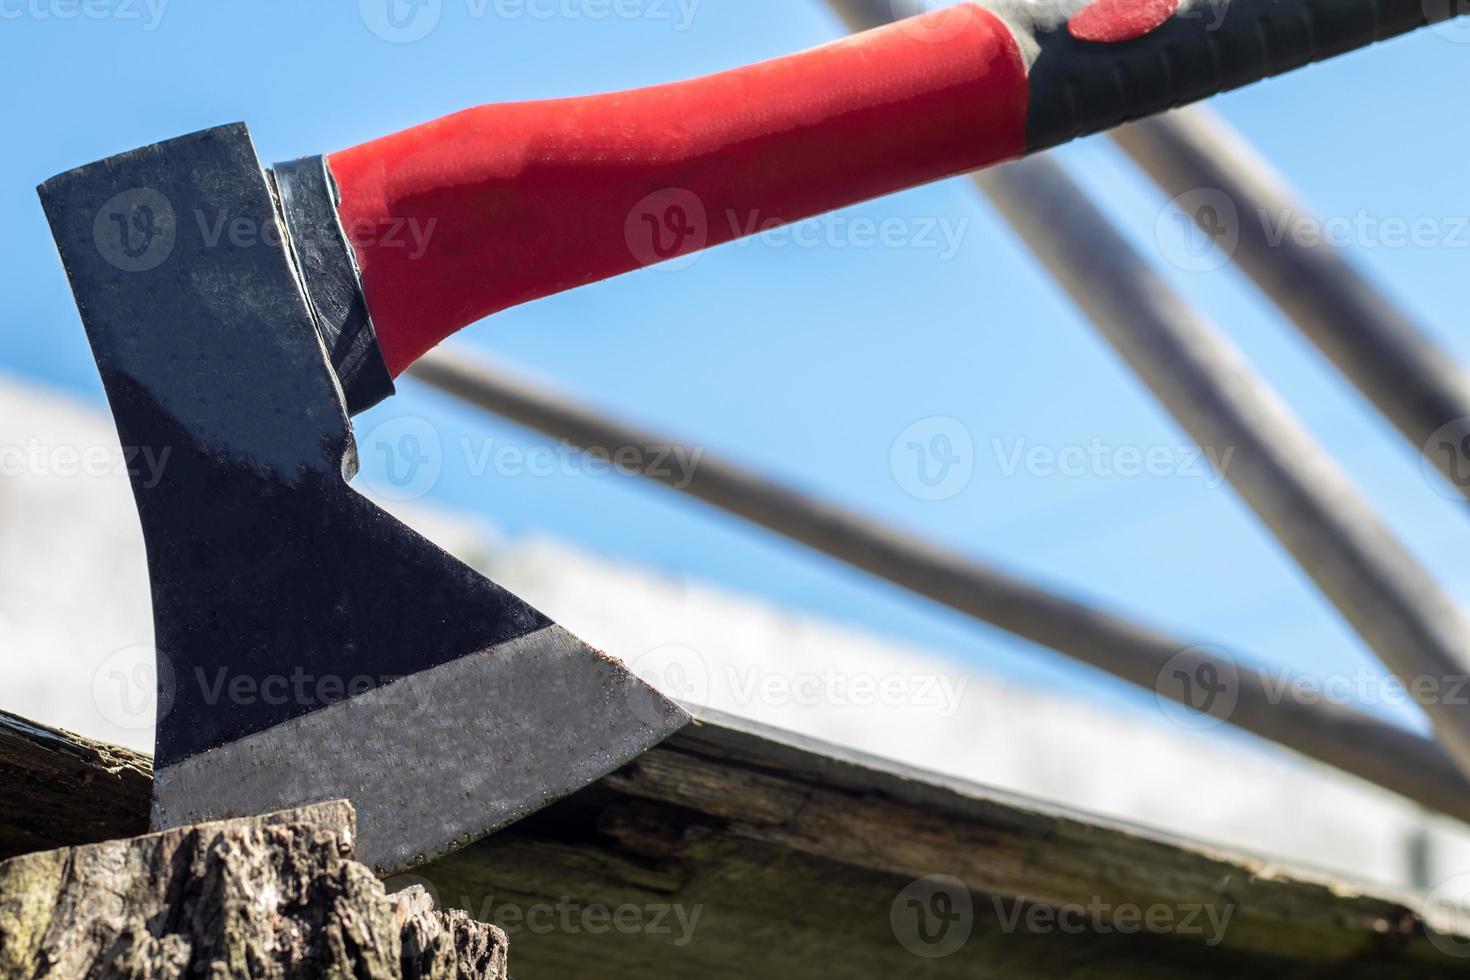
(829, 0, 1470, 785)
(978, 154, 1470, 780)
(1114, 106, 1470, 502)
(411, 349, 1470, 823)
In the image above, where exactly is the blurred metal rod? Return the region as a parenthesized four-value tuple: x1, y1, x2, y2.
(834, 0, 1470, 783)
(1114, 106, 1470, 502)
(977, 154, 1470, 780)
(411, 348, 1470, 823)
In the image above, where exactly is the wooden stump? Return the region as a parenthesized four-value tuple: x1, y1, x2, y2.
(0, 800, 507, 979)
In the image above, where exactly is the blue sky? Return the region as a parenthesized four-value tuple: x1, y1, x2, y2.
(4, 0, 1468, 738)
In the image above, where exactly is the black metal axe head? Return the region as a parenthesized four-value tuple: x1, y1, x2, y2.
(38, 123, 689, 873)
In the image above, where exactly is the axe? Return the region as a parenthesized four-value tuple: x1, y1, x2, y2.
(38, 0, 1450, 872)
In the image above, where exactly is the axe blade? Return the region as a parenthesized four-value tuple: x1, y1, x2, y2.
(38, 123, 689, 873)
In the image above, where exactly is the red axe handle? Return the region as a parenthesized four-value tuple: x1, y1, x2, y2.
(324, 0, 1447, 378)
(328, 4, 1027, 375)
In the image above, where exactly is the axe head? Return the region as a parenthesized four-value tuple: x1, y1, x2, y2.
(38, 123, 689, 873)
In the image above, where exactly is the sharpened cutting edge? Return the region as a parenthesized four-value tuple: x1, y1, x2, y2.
(153, 626, 689, 873)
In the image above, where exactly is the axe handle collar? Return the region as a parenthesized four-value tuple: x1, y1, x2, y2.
(273, 156, 395, 415)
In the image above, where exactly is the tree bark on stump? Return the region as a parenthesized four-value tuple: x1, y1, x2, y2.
(0, 800, 507, 979)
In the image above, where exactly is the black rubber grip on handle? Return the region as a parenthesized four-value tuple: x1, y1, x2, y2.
(1024, 0, 1449, 152)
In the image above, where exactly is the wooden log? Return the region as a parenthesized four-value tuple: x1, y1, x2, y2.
(418, 710, 1470, 979)
(3, 709, 1466, 977)
(0, 798, 508, 979)
(0, 708, 150, 861)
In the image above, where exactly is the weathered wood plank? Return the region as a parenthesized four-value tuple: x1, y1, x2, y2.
(415, 711, 1467, 978)
(0, 709, 150, 861)
(2, 708, 1465, 977)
